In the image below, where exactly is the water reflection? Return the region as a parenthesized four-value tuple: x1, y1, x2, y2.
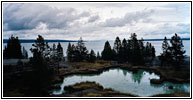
(122, 69, 127, 76)
(131, 70, 144, 84)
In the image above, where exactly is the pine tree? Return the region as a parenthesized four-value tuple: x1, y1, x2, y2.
(67, 37, 89, 62)
(101, 41, 113, 61)
(57, 42, 63, 61)
(67, 42, 73, 61)
(113, 36, 122, 54)
(29, 35, 53, 96)
(4, 35, 23, 59)
(97, 51, 101, 60)
(130, 33, 144, 65)
(159, 36, 172, 66)
(170, 33, 186, 67)
(151, 46, 156, 59)
(51, 44, 57, 59)
(127, 40, 132, 62)
(31, 35, 50, 59)
(88, 49, 96, 62)
(120, 38, 127, 62)
(75, 37, 89, 61)
(71, 44, 76, 61)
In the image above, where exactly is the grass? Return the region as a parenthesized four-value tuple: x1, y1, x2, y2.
(57, 60, 111, 77)
(64, 81, 103, 92)
(66, 60, 110, 69)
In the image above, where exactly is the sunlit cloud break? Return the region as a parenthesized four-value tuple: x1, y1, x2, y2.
(3, 2, 191, 40)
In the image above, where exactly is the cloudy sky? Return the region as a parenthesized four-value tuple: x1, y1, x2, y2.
(3, 2, 191, 40)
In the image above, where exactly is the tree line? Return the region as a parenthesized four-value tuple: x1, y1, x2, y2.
(67, 37, 96, 62)
(4, 33, 186, 67)
(101, 33, 155, 65)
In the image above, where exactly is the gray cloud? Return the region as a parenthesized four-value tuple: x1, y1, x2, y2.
(3, 3, 90, 31)
(101, 9, 154, 27)
(3, 3, 190, 40)
(88, 15, 100, 23)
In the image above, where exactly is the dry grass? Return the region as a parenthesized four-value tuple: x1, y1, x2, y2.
(61, 81, 138, 97)
(65, 81, 103, 91)
(57, 60, 111, 76)
(66, 60, 110, 69)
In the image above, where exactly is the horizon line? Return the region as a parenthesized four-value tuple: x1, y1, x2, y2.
(3, 38, 190, 43)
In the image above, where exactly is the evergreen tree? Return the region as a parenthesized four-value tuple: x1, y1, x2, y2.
(97, 51, 101, 60)
(151, 46, 156, 59)
(101, 41, 114, 61)
(159, 36, 172, 66)
(130, 33, 144, 65)
(144, 42, 155, 64)
(127, 40, 132, 62)
(51, 44, 57, 59)
(170, 33, 186, 67)
(88, 49, 96, 62)
(113, 37, 122, 61)
(120, 38, 127, 62)
(67, 42, 73, 61)
(57, 42, 63, 61)
(54, 42, 63, 73)
(71, 44, 76, 61)
(75, 37, 89, 61)
(3, 35, 23, 59)
(31, 35, 50, 59)
(67, 37, 88, 62)
(145, 42, 152, 58)
(139, 38, 145, 62)
(113, 36, 122, 54)
(29, 35, 53, 96)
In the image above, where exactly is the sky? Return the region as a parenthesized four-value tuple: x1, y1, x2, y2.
(3, 2, 191, 40)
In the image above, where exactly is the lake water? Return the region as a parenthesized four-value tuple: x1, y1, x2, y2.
(3, 40, 190, 57)
(52, 68, 190, 97)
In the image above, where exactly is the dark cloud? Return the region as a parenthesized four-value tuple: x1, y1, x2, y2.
(3, 3, 90, 31)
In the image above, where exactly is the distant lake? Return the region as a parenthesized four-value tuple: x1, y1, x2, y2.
(3, 40, 190, 57)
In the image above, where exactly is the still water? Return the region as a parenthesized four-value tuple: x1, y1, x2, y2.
(3, 40, 190, 57)
(52, 68, 190, 97)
